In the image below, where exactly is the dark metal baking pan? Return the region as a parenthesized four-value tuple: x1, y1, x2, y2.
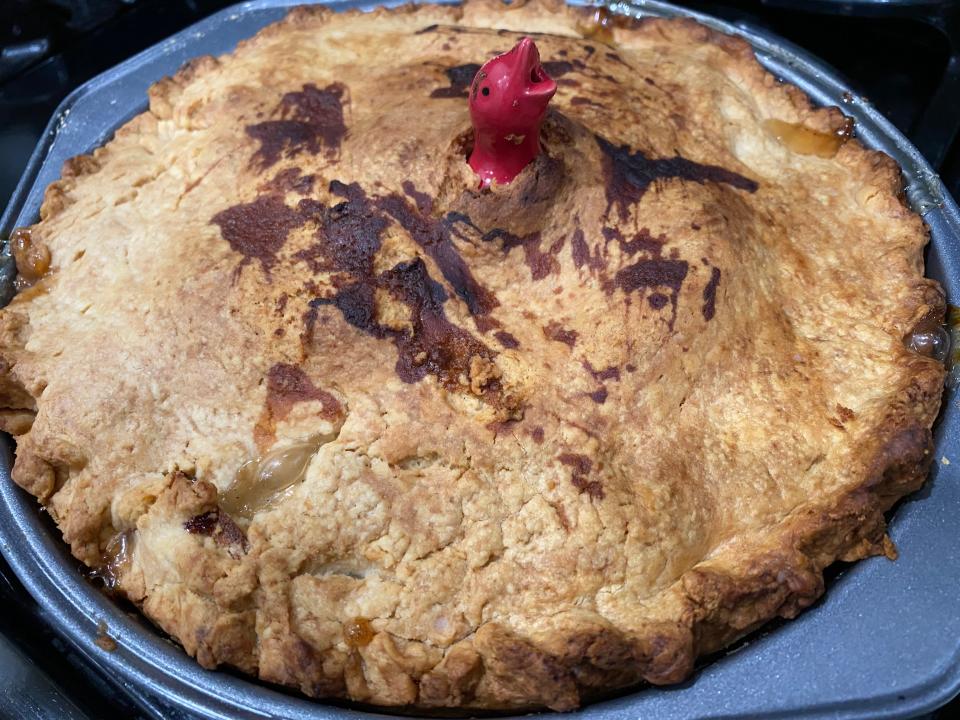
(1, 1, 959, 718)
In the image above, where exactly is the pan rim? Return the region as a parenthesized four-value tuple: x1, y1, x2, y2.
(1, 2, 958, 718)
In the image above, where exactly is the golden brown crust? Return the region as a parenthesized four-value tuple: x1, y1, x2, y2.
(0, 0, 945, 711)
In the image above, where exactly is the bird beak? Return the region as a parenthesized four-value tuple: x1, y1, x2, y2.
(514, 37, 558, 99)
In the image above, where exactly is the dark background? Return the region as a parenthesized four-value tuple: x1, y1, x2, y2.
(1, 0, 959, 209)
(1, 1, 958, 718)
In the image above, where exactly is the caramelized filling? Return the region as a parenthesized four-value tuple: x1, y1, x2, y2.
(579, 7, 615, 44)
(344, 617, 374, 647)
(9, 227, 51, 290)
(764, 118, 853, 159)
(220, 435, 326, 518)
(905, 311, 950, 364)
(947, 305, 960, 388)
(91, 529, 135, 592)
(95, 620, 118, 652)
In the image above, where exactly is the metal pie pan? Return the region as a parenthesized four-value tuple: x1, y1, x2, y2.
(1, 1, 959, 718)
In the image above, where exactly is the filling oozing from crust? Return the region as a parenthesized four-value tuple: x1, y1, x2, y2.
(9, 227, 51, 293)
(762, 118, 854, 159)
(222, 434, 333, 518)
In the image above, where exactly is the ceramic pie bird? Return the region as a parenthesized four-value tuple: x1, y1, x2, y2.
(468, 37, 557, 186)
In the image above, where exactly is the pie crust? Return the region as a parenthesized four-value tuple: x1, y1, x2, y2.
(0, 0, 946, 710)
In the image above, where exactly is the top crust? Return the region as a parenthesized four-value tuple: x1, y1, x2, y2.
(0, 0, 945, 711)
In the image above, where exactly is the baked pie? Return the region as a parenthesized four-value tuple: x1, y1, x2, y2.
(0, 0, 946, 711)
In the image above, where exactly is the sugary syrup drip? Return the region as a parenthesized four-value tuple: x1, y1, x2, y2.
(764, 118, 854, 159)
(8, 227, 51, 291)
(908, 327, 950, 363)
(579, 7, 615, 44)
(905, 311, 951, 364)
(344, 617, 375, 647)
(95, 620, 118, 652)
(90, 529, 135, 592)
(221, 435, 327, 518)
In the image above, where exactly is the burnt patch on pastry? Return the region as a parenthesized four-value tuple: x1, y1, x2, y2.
(567, 57, 620, 87)
(295, 181, 390, 281)
(702, 266, 721, 320)
(583, 361, 620, 382)
(543, 321, 578, 348)
(570, 226, 604, 271)
(573, 216, 671, 279)
(376, 192, 500, 319)
(611, 258, 690, 330)
(835, 404, 856, 425)
(184, 509, 249, 553)
(558, 453, 604, 499)
(542, 60, 575, 78)
(487, 417, 523, 440)
(648, 293, 669, 310)
(589, 388, 608, 404)
(255, 363, 342, 448)
(211, 194, 305, 275)
(402, 180, 434, 214)
(551, 502, 572, 532)
(584, 362, 619, 405)
(314, 257, 500, 394)
(263, 363, 342, 422)
(298, 183, 501, 397)
(570, 96, 602, 107)
(519, 151, 567, 201)
(296, 179, 499, 329)
(596, 135, 758, 221)
(570, 227, 589, 268)
(260, 167, 316, 195)
(246, 83, 348, 169)
(483, 228, 564, 281)
(430, 63, 482, 98)
(183, 510, 218, 535)
(495, 330, 520, 349)
(602, 226, 667, 257)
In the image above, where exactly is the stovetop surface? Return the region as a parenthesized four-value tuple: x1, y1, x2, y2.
(1, 1, 958, 718)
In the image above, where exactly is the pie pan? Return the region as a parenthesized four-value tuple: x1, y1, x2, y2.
(1, 1, 959, 718)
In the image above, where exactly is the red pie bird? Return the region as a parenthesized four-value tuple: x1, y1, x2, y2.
(468, 37, 558, 187)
